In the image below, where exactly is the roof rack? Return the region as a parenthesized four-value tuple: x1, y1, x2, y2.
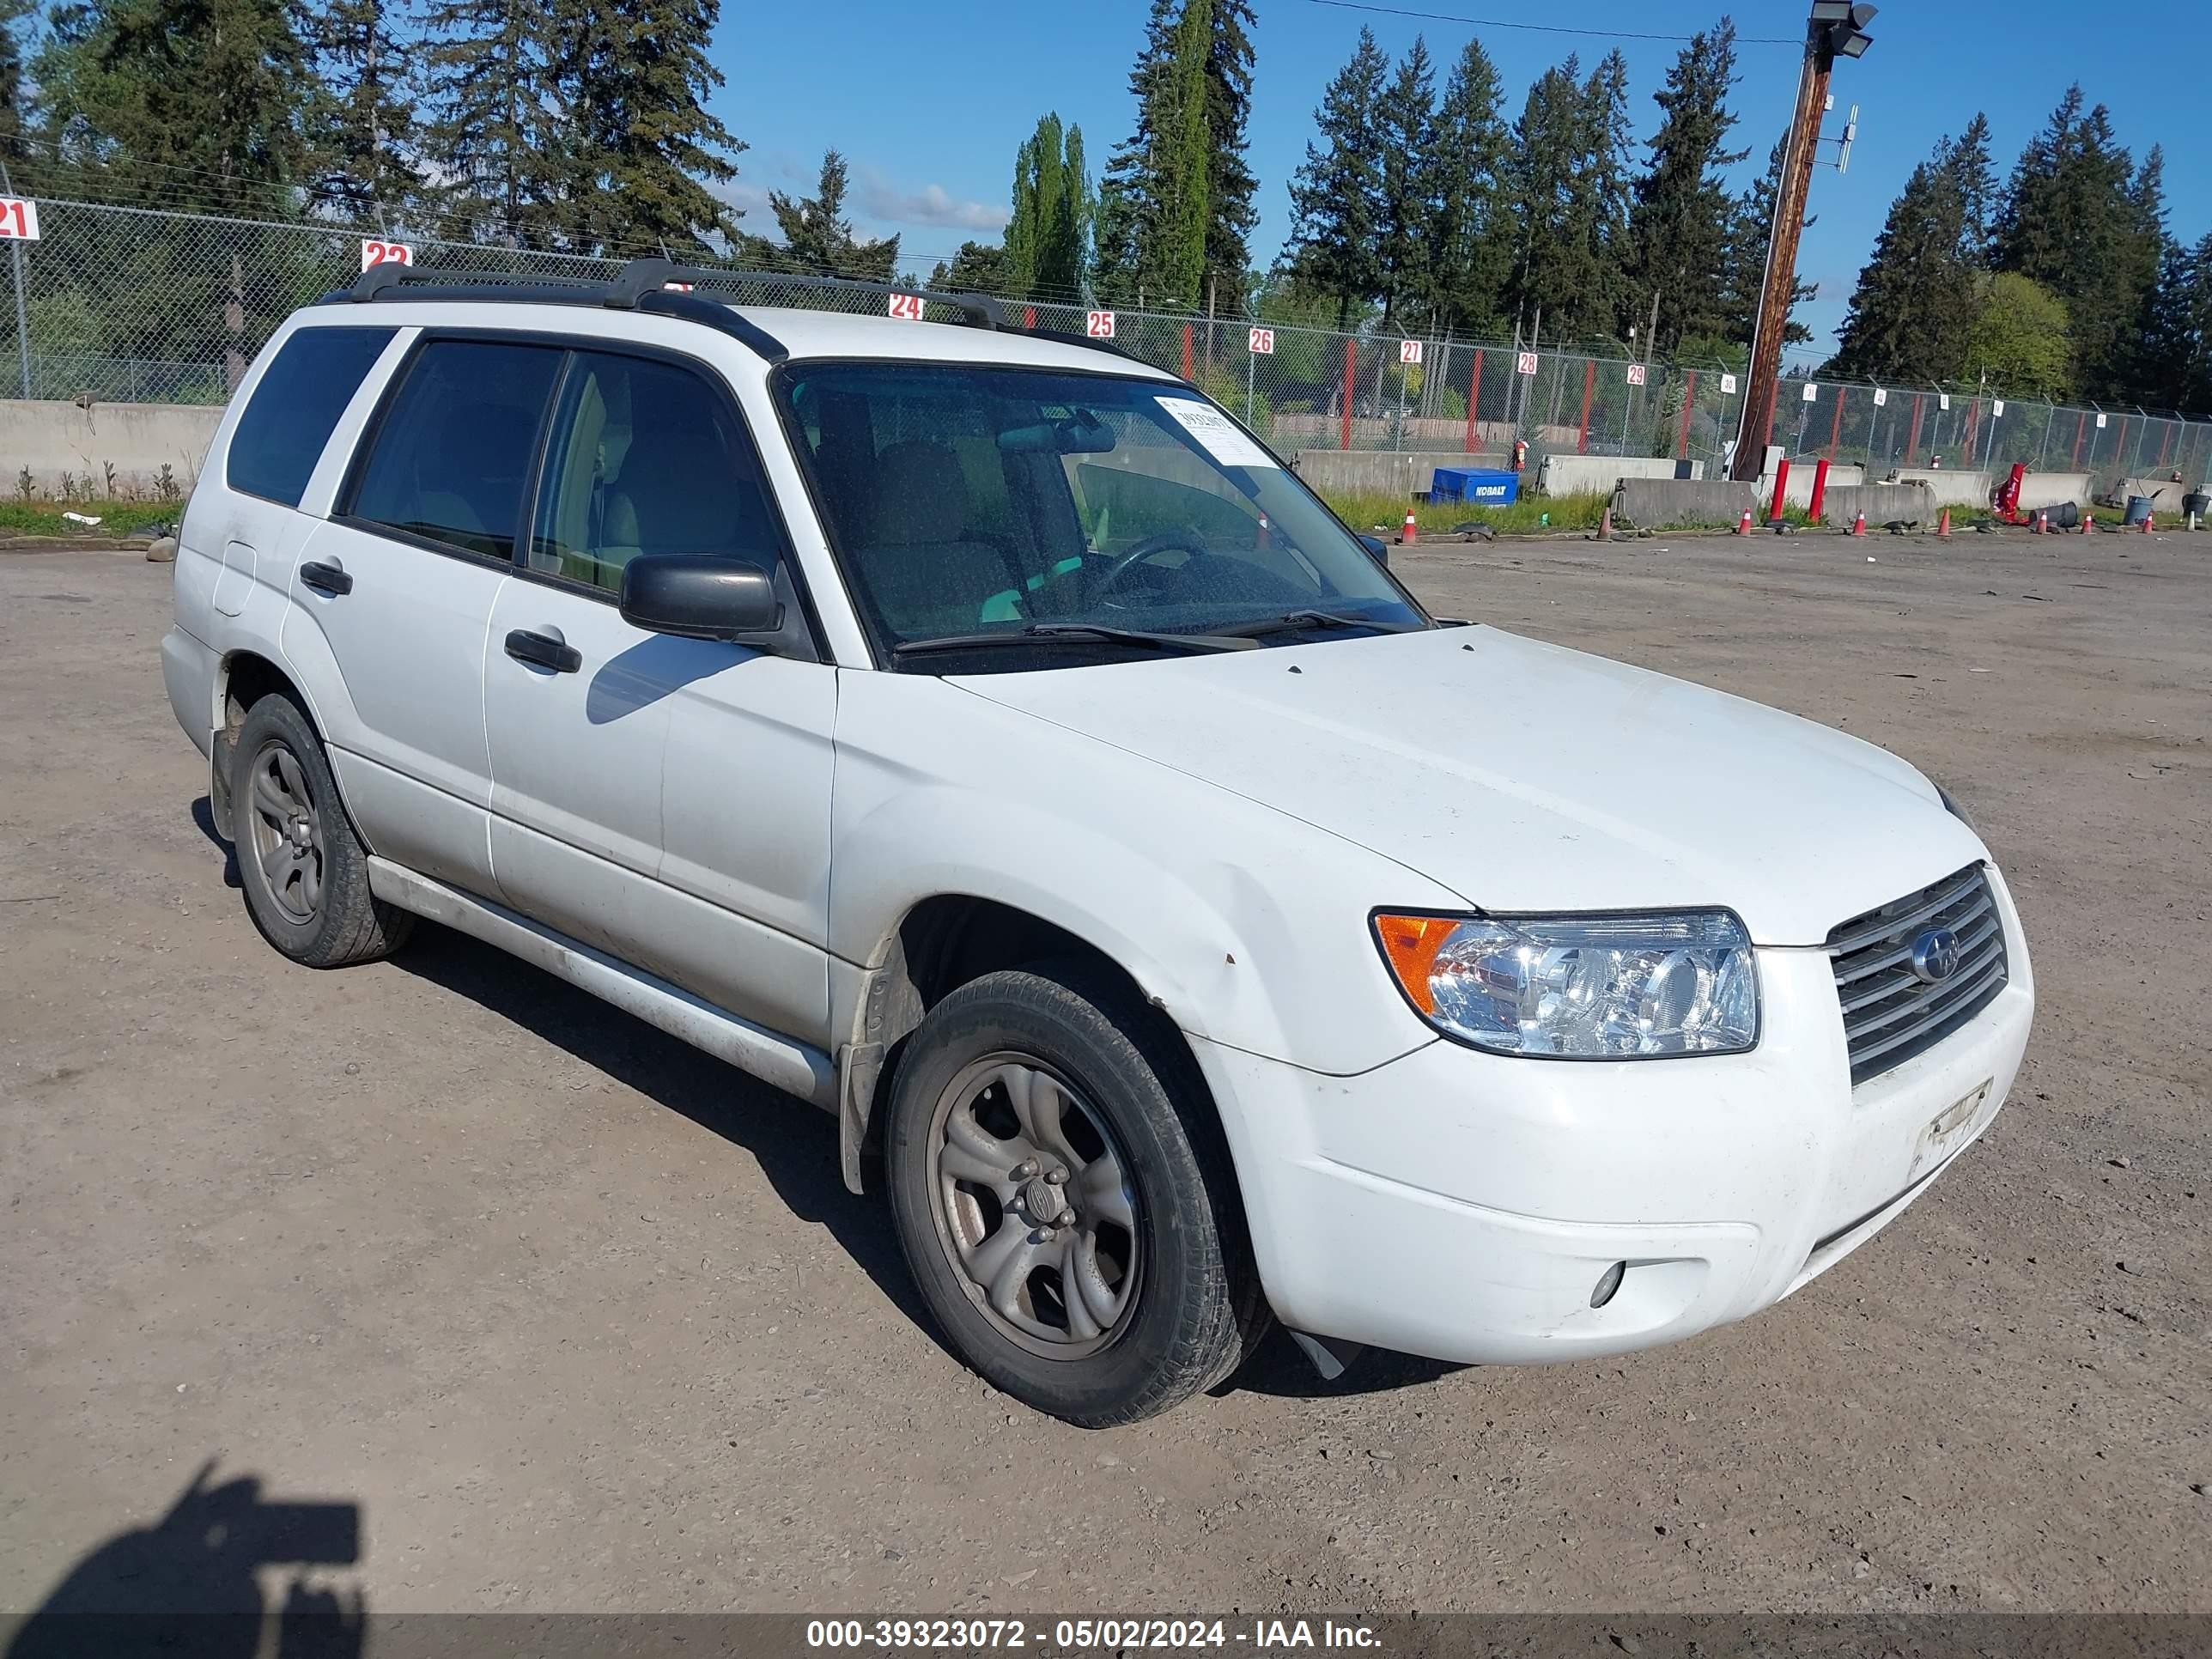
(325, 256, 1146, 373)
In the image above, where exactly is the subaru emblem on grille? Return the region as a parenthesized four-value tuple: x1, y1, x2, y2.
(1910, 927, 1962, 984)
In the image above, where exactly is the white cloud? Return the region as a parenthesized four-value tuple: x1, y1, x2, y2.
(854, 170, 1007, 234)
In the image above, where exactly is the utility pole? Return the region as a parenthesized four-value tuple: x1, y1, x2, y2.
(1730, 3, 1877, 482)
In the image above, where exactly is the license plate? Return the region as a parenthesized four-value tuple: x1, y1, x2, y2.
(1910, 1079, 1994, 1180)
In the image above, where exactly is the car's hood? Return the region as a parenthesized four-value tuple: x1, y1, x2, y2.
(951, 625, 1988, 945)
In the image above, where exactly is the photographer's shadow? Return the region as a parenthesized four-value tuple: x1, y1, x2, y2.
(7, 1460, 364, 1659)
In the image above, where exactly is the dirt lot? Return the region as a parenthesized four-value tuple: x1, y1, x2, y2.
(2, 527, 2207, 1618)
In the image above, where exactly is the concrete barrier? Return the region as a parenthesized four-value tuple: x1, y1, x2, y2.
(1822, 482, 1937, 528)
(1292, 449, 1506, 496)
(1615, 477, 1760, 529)
(1886, 467, 1990, 508)
(0, 398, 222, 496)
(1536, 454, 1705, 495)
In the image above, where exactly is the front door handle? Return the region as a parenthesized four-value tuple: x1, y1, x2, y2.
(299, 559, 352, 596)
(504, 628, 581, 673)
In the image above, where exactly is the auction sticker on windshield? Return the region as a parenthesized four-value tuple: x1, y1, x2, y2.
(1156, 397, 1277, 469)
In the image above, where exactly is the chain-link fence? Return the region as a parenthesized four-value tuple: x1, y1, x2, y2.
(3, 194, 2207, 494)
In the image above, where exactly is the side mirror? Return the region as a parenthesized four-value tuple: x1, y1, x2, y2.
(1358, 534, 1390, 568)
(619, 554, 781, 641)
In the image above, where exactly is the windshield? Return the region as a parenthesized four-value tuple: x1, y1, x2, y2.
(775, 362, 1429, 662)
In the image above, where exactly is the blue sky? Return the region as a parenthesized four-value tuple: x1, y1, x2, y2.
(715, 1, 2211, 356)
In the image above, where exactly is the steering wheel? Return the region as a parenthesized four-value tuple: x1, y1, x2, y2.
(1088, 527, 1214, 600)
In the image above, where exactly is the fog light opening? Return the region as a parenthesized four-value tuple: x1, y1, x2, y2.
(1590, 1261, 1627, 1309)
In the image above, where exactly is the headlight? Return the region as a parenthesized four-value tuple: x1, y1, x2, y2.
(1371, 910, 1759, 1058)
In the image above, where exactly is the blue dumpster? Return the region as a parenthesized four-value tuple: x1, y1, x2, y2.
(1429, 466, 1519, 507)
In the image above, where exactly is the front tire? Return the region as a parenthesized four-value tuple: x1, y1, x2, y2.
(884, 964, 1257, 1426)
(230, 694, 412, 968)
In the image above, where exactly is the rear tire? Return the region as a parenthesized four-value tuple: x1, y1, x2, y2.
(230, 694, 412, 968)
(884, 963, 1260, 1426)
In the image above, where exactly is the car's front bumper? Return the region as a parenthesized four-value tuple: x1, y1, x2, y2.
(1193, 866, 2034, 1364)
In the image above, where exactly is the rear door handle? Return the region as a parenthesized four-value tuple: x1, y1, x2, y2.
(504, 629, 581, 673)
(299, 559, 352, 596)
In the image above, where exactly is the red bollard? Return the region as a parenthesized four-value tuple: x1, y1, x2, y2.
(1808, 458, 1831, 525)
(1767, 457, 1791, 528)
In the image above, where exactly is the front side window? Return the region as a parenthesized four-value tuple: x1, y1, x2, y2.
(529, 349, 787, 594)
(227, 325, 396, 507)
(345, 339, 563, 560)
(777, 362, 1427, 660)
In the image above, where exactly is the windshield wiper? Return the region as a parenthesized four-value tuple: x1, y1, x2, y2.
(1218, 610, 1426, 639)
(890, 622, 1259, 660)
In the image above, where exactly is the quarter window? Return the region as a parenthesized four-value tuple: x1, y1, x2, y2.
(226, 326, 396, 507)
(346, 339, 563, 561)
(528, 349, 787, 595)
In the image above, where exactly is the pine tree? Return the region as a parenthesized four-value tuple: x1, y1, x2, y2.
(1091, 0, 1173, 306)
(929, 240, 1009, 295)
(1504, 52, 1628, 343)
(1005, 114, 1092, 301)
(561, 0, 746, 252)
(738, 150, 896, 280)
(1827, 131, 1978, 384)
(1372, 36, 1434, 329)
(301, 0, 418, 214)
(0, 0, 33, 163)
(1949, 112, 1996, 264)
(34, 0, 313, 209)
(420, 0, 565, 242)
(1578, 50, 1637, 337)
(1283, 25, 1386, 326)
(1201, 0, 1258, 307)
(1151, 0, 1210, 307)
(1626, 17, 1746, 354)
(1423, 34, 1511, 337)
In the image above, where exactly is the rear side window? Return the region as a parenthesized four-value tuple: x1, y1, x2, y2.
(226, 326, 396, 507)
(344, 339, 563, 561)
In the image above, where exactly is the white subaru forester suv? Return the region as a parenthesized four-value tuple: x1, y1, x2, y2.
(162, 259, 2033, 1425)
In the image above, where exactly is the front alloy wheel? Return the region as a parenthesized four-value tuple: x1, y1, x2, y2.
(884, 964, 1259, 1426)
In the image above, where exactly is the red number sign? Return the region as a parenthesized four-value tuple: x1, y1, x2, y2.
(1626, 363, 1646, 386)
(1398, 338, 1422, 365)
(1516, 350, 1539, 376)
(887, 293, 926, 321)
(360, 239, 414, 270)
(1085, 310, 1116, 340)
(0, 198, 39, 241)
(1247, 326, 1275, 356)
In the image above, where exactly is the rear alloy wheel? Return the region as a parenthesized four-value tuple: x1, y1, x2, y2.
(885, 964, 1259, 1426)
(229, 693, 412, 968)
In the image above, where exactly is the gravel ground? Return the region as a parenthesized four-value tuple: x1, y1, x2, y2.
(2, 528, 2206, 1618)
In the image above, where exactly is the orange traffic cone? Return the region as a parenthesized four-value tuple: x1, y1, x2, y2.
(1936, 507, 1952, 539)
(1595, 506, 1613, 542)
(1401, 508, 1418, 544)
(2033, 509, 2046, 534)
(1850, 509, 1867, 537)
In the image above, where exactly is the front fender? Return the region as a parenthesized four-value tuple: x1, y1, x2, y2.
(828, 671, 1459, 1077)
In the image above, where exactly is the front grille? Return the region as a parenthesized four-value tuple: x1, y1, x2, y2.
(1828, 864, 2008, 1086)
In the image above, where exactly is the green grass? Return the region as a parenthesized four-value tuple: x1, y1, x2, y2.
(1321, 489, 1614, 537)
(0, 498, 179, 537)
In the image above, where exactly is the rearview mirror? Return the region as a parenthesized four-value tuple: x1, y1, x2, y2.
(619, 555, 781, 641)
(1358, 534, 1390, 568)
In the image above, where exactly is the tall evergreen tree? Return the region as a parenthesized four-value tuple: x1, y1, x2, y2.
(1579, 49, 1637, 336)
(1504, 52, 1628, 343)
(738, 149, 896, 279)
(1991, 86, 2142, 396)
(561, 0, 745, 251)
(1005, 113, 1091, 301)
(33, 0, 313, 208)
(1422, 34, 1511, 337)
(1200, 0, 1257, 307)
(1372, 36, 1434, 328)
(1282, 25, 1386, 326)
(1626, 17, 1745, 353)
(1093, 0, 1211, 308)
(0, 0, 33, 164)
(1949, 111, 1996, 265)
(1826, 131, 1978, 383)
(301, 0, 418, 213)
(420, 0, 565, 242)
